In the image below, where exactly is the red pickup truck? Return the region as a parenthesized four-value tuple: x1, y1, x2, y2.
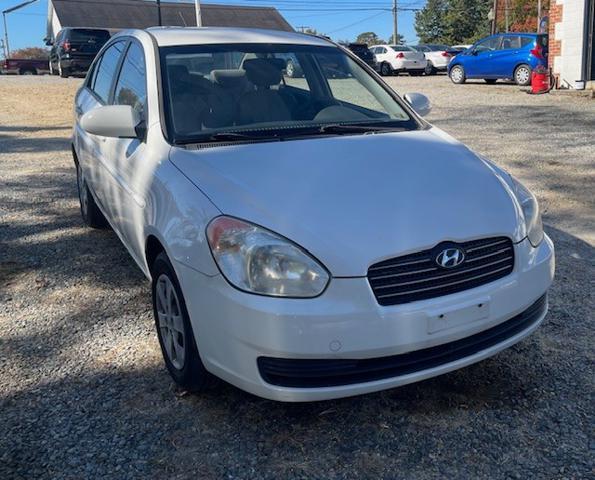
(0, 58, 49, 75)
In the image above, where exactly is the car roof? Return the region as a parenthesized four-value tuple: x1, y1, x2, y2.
(144, 26, 334, 47)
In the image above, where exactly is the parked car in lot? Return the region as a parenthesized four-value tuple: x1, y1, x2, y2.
(341, 42, 378, 71)
(448, 33, 548, 85)
(48, 28, 111, 77)
(411, 44, 452, 74)
(0, 58, 49, 75)
(73, 27, 554, 402)
(370, 44, 426, 76)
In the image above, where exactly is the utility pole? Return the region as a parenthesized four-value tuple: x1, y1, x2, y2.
(2, 12, 9, 58)
(195, 0, 202, 27)
(537, 0, 542, 32)
(0, 38, 5, 60)
(392, 0, 398, 44)
(491, 0, 498, 34)
(504, 0, 509, 32)
(156, 0, 162, 26)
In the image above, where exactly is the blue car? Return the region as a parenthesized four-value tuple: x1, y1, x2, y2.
(448, 33, 548, 86)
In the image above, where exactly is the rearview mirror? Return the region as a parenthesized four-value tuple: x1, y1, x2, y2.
(404, 92, 431, 117)
(80, 105, 141, 139)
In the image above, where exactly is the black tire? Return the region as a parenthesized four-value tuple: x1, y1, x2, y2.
(19, 68, 37, 76)
(514, 64, 531, 86)
(449, 64, 466, 84)
(484, 79, 497, 84)
(76, 162, 108, 229)
(380, 62, 392, 76)
(58, 61, 69, 78)
(152, 252, 214, 392)
(424, 62, 436, 75)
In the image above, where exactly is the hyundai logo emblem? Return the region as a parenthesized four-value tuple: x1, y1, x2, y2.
(436, 247, 465, 269)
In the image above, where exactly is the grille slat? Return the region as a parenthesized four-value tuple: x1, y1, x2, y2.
(368, 237, 515, 306)
(375, 256, 514, 290)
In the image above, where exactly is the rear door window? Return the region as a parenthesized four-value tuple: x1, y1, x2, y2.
(91, 41, 126, 103)
(500, 36, 522, 50)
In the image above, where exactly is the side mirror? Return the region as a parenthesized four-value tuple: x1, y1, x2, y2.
(404, 92, 431, 117)
(44, 37, 53, 46)
(471, 49, 478, 56)
(80, 105, 141, 139)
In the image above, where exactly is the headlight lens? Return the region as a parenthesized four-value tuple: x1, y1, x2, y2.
(511, 177, 543, 247)
(206, 216, 329, 297)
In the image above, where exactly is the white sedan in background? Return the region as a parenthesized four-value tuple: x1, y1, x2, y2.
(73, 27, 554, 402)
(370, 44, 426, 76)
(411, 44, 452, 74)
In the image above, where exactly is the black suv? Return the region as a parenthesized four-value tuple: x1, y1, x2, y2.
(341, 43, 378, 71)
(48, 28, 110, 78)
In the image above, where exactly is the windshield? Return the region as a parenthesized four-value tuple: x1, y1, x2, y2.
(160, 43, 417, 144)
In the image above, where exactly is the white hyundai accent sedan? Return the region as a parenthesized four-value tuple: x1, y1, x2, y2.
(73, 27, 554, 402)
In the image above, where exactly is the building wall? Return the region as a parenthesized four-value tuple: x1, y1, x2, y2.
(549, 0, 588, 88)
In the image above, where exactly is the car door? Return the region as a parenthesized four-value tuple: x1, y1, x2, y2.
(74, 40, 128, 218)
(100, 40, 149, 261)
(467, 36, 502, 77)
(490, 34, 522, 77)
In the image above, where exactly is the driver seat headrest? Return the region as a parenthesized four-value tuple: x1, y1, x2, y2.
(242, 58, 285, 88)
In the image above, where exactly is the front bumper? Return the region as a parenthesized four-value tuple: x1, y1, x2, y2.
(176, 235, 554, 401)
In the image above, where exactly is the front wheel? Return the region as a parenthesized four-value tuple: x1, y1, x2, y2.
(449, 65, 466, 84)
(514, 64, 531, 86)
(424, 62, 436, 75)
(152, 252, 214, 392)
(76, 163, 108, 228)
(380, 62, 392, 76)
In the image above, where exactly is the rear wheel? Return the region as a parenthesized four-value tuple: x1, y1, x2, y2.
(58, 61, 69, 78)
(380, 62, 392, 76)
(484, 79, 497, 84)
(76, 162, 108, 229)
(152, 252, 214, 392)
(449, 65, 466, 84)
(514, 64, 531, 86)
(424, 62, 436, 75)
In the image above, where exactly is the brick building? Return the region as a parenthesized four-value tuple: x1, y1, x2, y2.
(548, 0, 594, 89)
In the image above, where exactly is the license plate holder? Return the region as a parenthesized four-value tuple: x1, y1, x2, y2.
(427, 298, 490, 334)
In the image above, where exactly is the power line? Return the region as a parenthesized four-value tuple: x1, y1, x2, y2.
(326, 10, 386, 34)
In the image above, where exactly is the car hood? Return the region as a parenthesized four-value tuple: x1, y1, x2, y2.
(170, 128, 523, 277)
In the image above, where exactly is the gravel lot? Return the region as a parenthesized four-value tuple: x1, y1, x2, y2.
(1, 74, 593, 480)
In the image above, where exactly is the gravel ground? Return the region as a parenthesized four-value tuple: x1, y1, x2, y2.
(1, 74, 594, 480)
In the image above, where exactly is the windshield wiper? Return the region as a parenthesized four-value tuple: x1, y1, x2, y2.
(318, 123, 405, 134)
(183, 131, 283, 145)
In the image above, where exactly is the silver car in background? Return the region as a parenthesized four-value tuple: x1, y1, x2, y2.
(73, 27, 554, 402)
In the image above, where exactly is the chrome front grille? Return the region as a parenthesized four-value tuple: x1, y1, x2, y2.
(368, 237, 515, 306)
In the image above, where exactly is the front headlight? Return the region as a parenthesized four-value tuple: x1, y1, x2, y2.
(206, 216, 329, 298)
(511, 177, 544, 247)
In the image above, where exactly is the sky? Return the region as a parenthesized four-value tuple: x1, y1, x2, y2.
(1, 0, 425, 54)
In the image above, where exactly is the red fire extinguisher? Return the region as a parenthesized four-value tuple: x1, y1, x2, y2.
(529, 65, 552, 94)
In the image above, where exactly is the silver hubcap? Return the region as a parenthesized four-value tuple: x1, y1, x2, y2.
(516, 67, 529, 84)
(156, 274, 186, 370)
(77, 166, 88, 216)
(286, 62, 294, 76)
(451, 67, 463, 82)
